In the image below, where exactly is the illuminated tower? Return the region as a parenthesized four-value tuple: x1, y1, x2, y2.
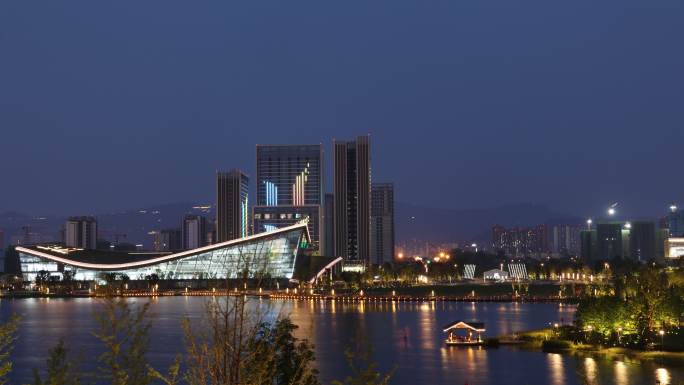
(253, 144, 323, 253)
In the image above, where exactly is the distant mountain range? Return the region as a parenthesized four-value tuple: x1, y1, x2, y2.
(0, 202, 581, 250)
(395, 202, 582, 244)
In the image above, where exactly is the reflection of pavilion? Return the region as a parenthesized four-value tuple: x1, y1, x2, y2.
(443, 321, 485, 346)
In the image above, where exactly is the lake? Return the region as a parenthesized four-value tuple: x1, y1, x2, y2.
(1, 296, 681, 385)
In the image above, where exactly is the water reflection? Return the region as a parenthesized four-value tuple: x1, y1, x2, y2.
(656, 367, 671, 385)
(547, 353, 566, 385)
(583, 357, 598, 385)
(614, 361, 628, 385)
(4, 298, 684, 385)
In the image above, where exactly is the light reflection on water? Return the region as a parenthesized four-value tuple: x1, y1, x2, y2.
(3, 297, 683, 385)
(548, 353, 566, 385)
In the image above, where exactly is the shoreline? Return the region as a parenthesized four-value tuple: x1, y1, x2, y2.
(0, 290, 577, 303)
(497, 328, 684, 366)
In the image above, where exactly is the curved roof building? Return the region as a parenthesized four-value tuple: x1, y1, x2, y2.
(16, 221, 310, 282)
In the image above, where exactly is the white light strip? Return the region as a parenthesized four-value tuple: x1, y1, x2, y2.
(17, 220, 310, 270)
(308, 257, 343, 284)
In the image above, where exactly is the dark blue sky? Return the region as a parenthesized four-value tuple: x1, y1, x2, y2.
(1, 0, 682, 218)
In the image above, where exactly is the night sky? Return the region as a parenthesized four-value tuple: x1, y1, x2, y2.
(1, 0, 682, 218)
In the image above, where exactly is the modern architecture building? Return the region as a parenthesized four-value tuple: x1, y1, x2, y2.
(667, 205, 684, 237)
(370, 183, 394, 265)
(17, 221, 310, 282)
(666, 237, 684, 259)
(65, 216, 98, 250)
(323, 193, 334, 257)
(182, 215, 207, 250)
(217, 170, 249, 242)
(154, 229, 182, 252)
(253, 145, 324, 253)
(333, 136, 371, 263)
(580, 220, 659, 262)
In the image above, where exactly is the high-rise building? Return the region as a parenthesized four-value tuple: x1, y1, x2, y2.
(253, 144, 324, 253)
(182, 215, 207, 250)
(370, 183, 394, 265)
(491, 224, 550, 257)
(323, 193, 334, 257)
(667, 205, 684, 237)
(65, 216, 98, 249)
(217, 170, 249, 242)
(551, 224, 582, 256)
(629, 221, 656, 262)
(333, 136, 371, 262)
(595, 222, 626, 260)
(580, 229, 598, 261)
(154, 228, 182, 251)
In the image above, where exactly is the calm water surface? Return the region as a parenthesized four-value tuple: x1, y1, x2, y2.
(1, 297, 681, 385)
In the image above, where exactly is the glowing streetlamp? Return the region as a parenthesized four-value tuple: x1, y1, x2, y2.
(624, 222, 631, 229)
(671, 205, 678, 213)
(608, 207, 616, 216)
(586, 219, 593, 230)
(660, 330, 665, 347)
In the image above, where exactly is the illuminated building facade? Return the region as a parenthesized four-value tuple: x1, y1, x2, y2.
(253, 145, 323, 253)
(217, 170, 249, 242)
(17, 221, 309, 283)
(334, 136, 371, 263)
(491, 224, 550, 257)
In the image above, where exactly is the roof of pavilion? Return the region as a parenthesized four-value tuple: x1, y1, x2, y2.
(442, 321, 486, 332)
(16, 220, 310, 271)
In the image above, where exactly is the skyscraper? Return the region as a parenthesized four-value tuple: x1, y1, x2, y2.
(217, 170, 249, 242)
(253, 145, 324, 253)
(65, 216, 98, 249)
(182, 215, 207, 250)
(551, 224, 582, 256)
(334, 135, 371, 262)
(323, 193, 334, 257)
(370, 183, 394, 265)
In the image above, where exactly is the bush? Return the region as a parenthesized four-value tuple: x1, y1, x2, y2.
(542, 339, 572, 351)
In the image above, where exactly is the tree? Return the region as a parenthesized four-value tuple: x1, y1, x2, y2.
(331, 348, 393, 385)
(32, 339, 82, 385)
(244, 318, 319, 385)
(0, 315, 19, 385)
(92, 297, 153, 385)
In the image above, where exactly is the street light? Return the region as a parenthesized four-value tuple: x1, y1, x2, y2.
(660, 330, 665, 347)
(587, 219, 593, 230)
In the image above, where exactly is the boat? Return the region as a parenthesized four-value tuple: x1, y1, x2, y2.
(443, 320, 486, 346)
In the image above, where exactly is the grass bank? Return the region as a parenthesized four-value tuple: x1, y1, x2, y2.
(501, 328, 684, 366)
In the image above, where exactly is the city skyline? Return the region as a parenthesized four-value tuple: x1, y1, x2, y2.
(1, 1, 682, 218)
